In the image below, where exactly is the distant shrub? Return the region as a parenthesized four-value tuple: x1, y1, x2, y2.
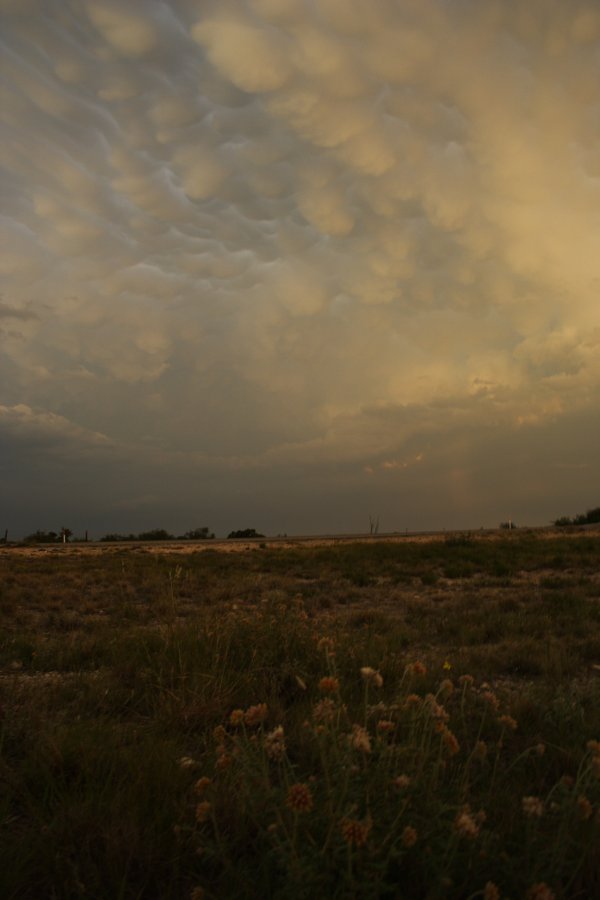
(181, 527, 215, 540)
(228, 528, 265, 539)
(554, 507, 600, 526)
(23, 530, 59, 543)
(99, 533, 137, 542)
(137, 529, 174, 541)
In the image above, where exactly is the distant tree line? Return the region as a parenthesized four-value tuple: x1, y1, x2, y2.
(22, 526, 216, 543)
(553, 507, 600, 527)
(99, 527, 215, 542)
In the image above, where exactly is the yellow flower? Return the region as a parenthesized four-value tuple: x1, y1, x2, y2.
(286, 783, 313, 813)
(244, 703, 268, 727)
(442, 660, 452, 671)
(318, 676, 340, 694)
(522, 796, 544, 818)
(360, 666, 383, 687)
(340, 815, 372, 847)
(401, 825, 418, 847)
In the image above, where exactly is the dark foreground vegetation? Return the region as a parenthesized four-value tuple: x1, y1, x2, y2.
(1, 531, 599, 899)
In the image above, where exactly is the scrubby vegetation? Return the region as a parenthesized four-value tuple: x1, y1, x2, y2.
(554, 507, 600, 527)
(1, 532, 599, 898)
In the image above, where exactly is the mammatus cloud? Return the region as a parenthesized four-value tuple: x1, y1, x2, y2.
(1, 0, 599, 533)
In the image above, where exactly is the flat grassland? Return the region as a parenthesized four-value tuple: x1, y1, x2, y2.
(1, 531, 599, 899)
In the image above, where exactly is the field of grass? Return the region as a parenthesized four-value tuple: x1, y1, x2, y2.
(1, 531, 599, 899)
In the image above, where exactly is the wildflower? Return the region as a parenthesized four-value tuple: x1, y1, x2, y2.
(526, 883, 555, 900)
(215, 752, 232, 771)
(286, 783, 313, 813)
(443, 660, 452, 671)
(591, 756, 600, 778)
(179, 756, 196, 769)
(212, 725, 227, 743)
(193, 776, 212, 795)
(244, 703, 268, 727)
(405, 661, 427, 676)
(577, 794, 593, 821)
(522, 796, 544, 818)
(458, 674, 474, 687)
(377, 719, 395, 733)
(425, 694, 449, 723)
(441, 726, 460, 756)
(313, 698, 336, 723)
(483, 883, 500, 900)
(473, 741, 488, 760)
(350, 724, 372, 753)
(195, 801, 212, 824)
(340, 815, 372, 847)
(229, 709, 244, 726)
(439, 678, 454, 696)
(264, 725, 286, 761)
(361, 666, 383, 687)
(318, 676, 340, 694)
(401, 825, 418, 847)
(404, 693, 422, 709)
(482, 691, 499, 710)
(317, 636, 335, 654)
(455, 808, 480, 839)
(587, 739, 600, 754)
(498, 715, 518, 731)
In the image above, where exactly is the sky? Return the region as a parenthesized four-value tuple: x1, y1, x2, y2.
(1, 0, 599, 539)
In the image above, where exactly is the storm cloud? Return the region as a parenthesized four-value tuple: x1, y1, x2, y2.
(1, 0, 599, 536)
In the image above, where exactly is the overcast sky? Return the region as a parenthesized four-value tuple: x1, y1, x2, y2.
(1, 0, 599, 538)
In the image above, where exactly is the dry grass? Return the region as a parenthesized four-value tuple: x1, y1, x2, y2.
(1, 531, 599, 898)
